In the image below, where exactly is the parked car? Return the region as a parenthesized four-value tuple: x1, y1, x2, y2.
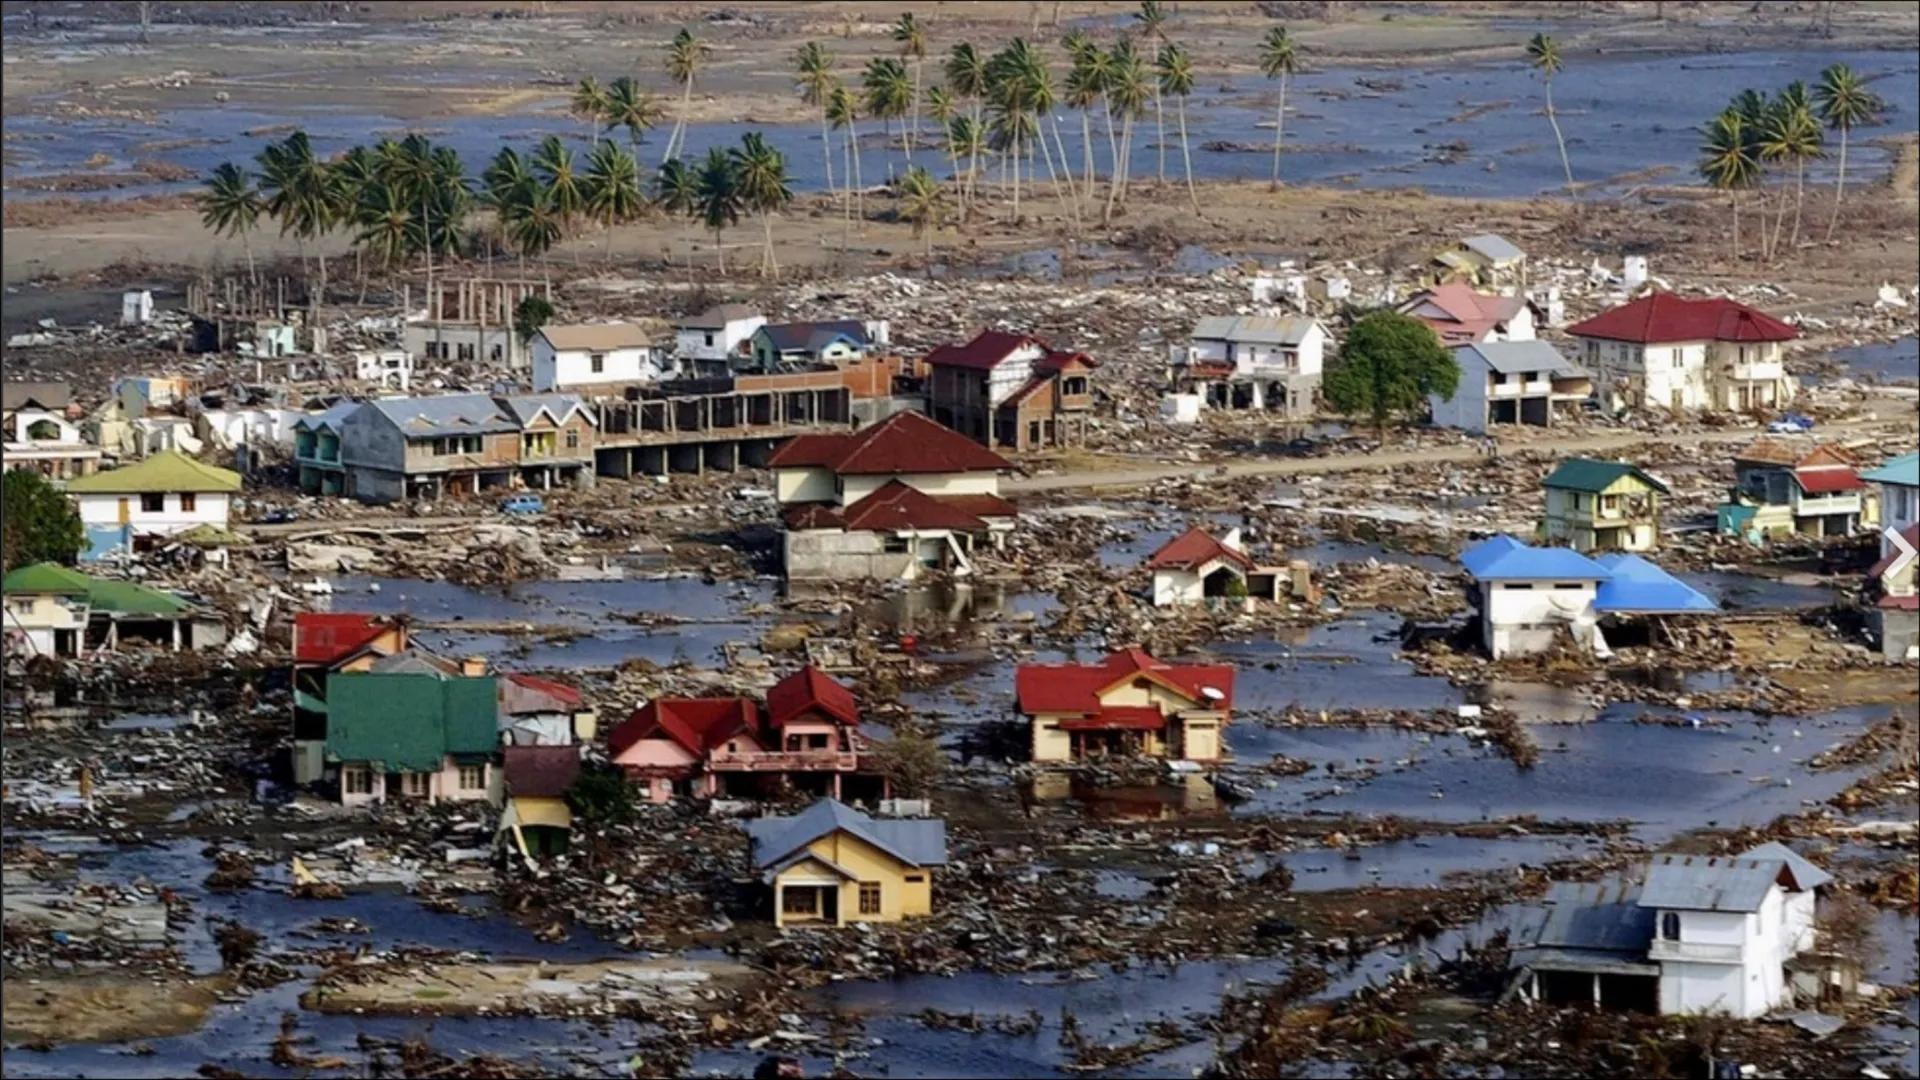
(257, 508, 300, 524)
(1768, 412, 1816, 434)
(499, 493, 545, 515)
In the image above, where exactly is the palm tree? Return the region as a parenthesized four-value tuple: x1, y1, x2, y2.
(925, 85, 961, 199)
(896, 165, 946, 274)
(583, 141, 645, 266)
(892, 14, 927, 163)
(1156, 42, 1198, 214)
(1258, 26, 1299, 191)
(1757, 87, 1823, 252)
(533, 135, 585, 243)
(945, 114, 987, 219)
(986, 42, 1036, 221)
(795, 42, 837, 196)
(482, 146, 535, 210)
(502, 184, 564, 277)
(1526, 33, 1574, 194)
(863, 57, 913, 179)
(1134, 0, 1169, 183)
(662, 28, 711, 164)
(572, 76, 610, 145)
(327, 144, 380, 290)
(652, 157, 700, 270)
(352, 176, 415, 273)
(945, 43, 990, 209)
(732, 133, 792, 278)
(1813, 63, 1883, 241)
(1064, 46, 1106, 211)
(826, 83, 864, 223)
(425, 144, 471, 264)
(1699, 108, 1759, 261)
(1103, 38, 1151, 222)
(199, 162, 263, 285)
(693, 146, 743, 273)
(604, 76, 664, 158)
(1729, 89, 1776, 257)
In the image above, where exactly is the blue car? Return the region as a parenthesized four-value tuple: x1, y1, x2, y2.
(499, 493, 545, 515)
(1768, 413, 1815, 434)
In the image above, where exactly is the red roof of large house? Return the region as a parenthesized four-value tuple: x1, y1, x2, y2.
(1794, 467, 1867, 494)
(293, 613, 397, 666)
(766, 411, 1013, 476)
(765, 664, 859, 728)
(1568, 292, 1799, 344)
(1056, 707, 1170, 732)
(1147, 527, 1255, 572)
(924, 328, 1099, 373)
(608, 697, 759, 759)
(841, 481, 990, 531)
(1015, 647, 1236, 716)
(1869, 523, 1920, 580)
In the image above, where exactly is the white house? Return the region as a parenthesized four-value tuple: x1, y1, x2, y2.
(63, 450, 241, 561)
(674, 304, 766, 374)
(4, 404, 101, 481)
(355, 350, 413, 391)
(1168, 314, 1326, 418)
(1568, 292, 1799, 413)
(1145, 526, 1285, 606)
(1430, 340, 1591, 433)
(1461, 535, 1717, 658)
(530, 323, 663, 392)
(1511, 843, 1831, 1018)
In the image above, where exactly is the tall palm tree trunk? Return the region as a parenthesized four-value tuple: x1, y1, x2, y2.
(666, 76, 694, 163)
(1790, 159, 1806, 250)
(1731, 192, 1740, 261)
(1009, 130, 1021, 223)
(242, 232, 256, 289)
(1099, 91, 1121, 187)
(1051, 116, 1079, 205)
(1036, 118, 1075, 230)
(713, 227, 725, 272)
(1545, 77, 1573, 194)
(908, 61, 921, 163)
(1153, 90, 1165, 182)
(762, 210, 777, 278)
(819, 112, 835, 194)
(1825, 125, 1848, 242)
(850, 123, 865, 224)
(1079, 110, 1096, 212)
(1270, 74, 1287, 191)
(1177, 97, 1198, 213)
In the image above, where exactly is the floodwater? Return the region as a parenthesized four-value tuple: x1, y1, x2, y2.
(1210, 613, 1468, 713)
(1830, 335, 1920, 384)
(1677, 569, 1839, 611)
(5, 47, 1912, 202)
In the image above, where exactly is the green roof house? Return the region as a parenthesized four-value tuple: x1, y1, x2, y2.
(3, 562, 215, 656)
(323, 671, 502, 806)
(63, 450, 241, 562)
(1541, 458, 1669, 553)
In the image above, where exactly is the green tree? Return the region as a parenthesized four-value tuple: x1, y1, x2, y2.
(532, 135, 584, 260)
(1258, 26, 1299, 191)
(1699, 107, 1759, 261)
(566, 764, 639, 831)
(2, 471, 85, 570)
(1156, 42, 1198, 214)
(1322, 310, 1459, 436)
(1757, 86, 1822, 253)
(572, 76, 610, 145)
(1102, 38, 1151, 223)
(945, 114, 987, 221)
(945, 43, 990, 209)
(867, 730, 945, 799)
(198, 162, 263, 286)
(863, 57, 913, 179)
(662, 28, 711, 164)
(893, 13, 928, 164)
(583, 140, 645, 266)
(693, 146, 743, 273)
(604, 76, 665, 158)
(896, 164, 946, 273)
(826, 82, 864, 223)
(1525, 33, 1574, 194)
(513, 293, 555, 345)
(1813, 62, 1883, 241)
(653, 157, 700, 268)
(732, 132, 792, 278)
(351, 176, 415, 272)
(795, 42, 838, 197)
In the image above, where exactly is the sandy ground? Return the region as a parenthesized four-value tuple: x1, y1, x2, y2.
(1, 972, 228, 1044)
(301, 957, 750, 1017)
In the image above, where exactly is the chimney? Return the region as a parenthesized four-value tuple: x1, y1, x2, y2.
(461, 656, 488, 677)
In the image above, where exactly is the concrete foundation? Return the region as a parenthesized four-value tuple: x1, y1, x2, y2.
(1872, 607, 1919, 661)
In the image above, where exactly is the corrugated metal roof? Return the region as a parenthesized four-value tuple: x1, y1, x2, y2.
(1543, 458, 1670, 495)
(1593, 554, 1719, 614)
(535, 323, 652, 351)
(1738, 842, 1833, 891)
(1637, 854, 1784, 913)
(1525, 878, 1657, 952)
(366, 394, 518, 438)
(1451, 340, 1580, 376)
(744, 798, 947, 870)
(1190, 315, 1319, 345)
(64, 450, 241, 495)
(498, 393, 592, 429)
(1863, 451, 1919, 488)
(1462, 233, 1526, 262)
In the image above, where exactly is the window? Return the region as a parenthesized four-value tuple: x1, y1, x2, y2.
(179, 493, 196, 512)
(590, 353, 605, 374)
(565, 430, 580, 449)
(1672, 350, 1685, 369)
(783, 888, 817, 915)
(1553, 582, 1586, 590)
(457, 343, 476, 361)
(401, 772, 430, 797)
(1063, 376, 1088, 396)
(490, 344, 504, 362)
(1661, 912, 1680, 940)
(458, 764, 485, 791)
(704, 332, 715, 347)
(140, 493, 164, 513)
(1492, 371, 1508, 386)
(1502, 583, 1533, 591)
(904, 874, 925, 884)
(858, 882, 882, 915)
(342, 768, 372, 796)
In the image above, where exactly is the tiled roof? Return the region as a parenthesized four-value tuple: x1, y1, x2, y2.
(767, 411, 1012, 476)
(766, 665, 859, 728)
(503, 744, 582, 798)
(1146, 527, 1255, 572)
(1015, 647, 1235, 716)
(608, 697, 759, 759)
(924, 329, 1043, 371)
(293, 612, 396, 666)
(1400, 283, 1529, 344)
(743, 798, 948, 871)
(1793, 466, 1865, 494)
(64, 450, 241, 494)
(504, 672, 584, 711)
(1567, 292, 1798, 344)
(939, 493, 1018, 519)
(1543, 457, 1669, 495)
(839, 481, 989, 532)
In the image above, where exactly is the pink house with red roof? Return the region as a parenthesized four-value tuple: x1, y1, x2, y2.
(1395, 283, 1538, 348)
(1568, 292, 1799, 413)
(770, 410, 1017, 580)
(924, 329, 1097, 451)
(1015, 648, 1235, 763)
(606, 665, 875, 802)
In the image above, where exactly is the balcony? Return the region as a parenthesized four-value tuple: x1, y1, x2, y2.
(1722, 361, 1784, 383)
(1648, 939, 1746, 964)
(708, 749, 859, 772)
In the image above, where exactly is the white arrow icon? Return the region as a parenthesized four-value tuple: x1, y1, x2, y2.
(1885, 526, 1918, 580)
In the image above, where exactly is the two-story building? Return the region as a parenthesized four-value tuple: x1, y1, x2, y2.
(353, 350, 413, 392)
(1511, 844, 1830, 1017)
(1542, 458, 1668, 553)
(1568, 292, 1799, 413)
(924, 329, 1097, 452)
(1015, 647, 1235, 764)
(1462, 534, 1716, 658)
(1167, 315, 1325, 418)
(334, 393, 595, 503)
(1430, 340, 1591, 433)
(64, 450, 240, 561)
(676, 304, 767, 376)
(292, 401, 357, 497)
(324, 669, 502, 807)
(530, 323, 666, 392)
(1396, 283, 1537, 347)
(1720, 439, 1867, 540)
(3, 381, 101, 482)
(743, 798, 947, 928)
(770, 411, 1017, 581)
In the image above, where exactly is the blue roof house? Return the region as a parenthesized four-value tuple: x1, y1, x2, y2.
(1462, 535, 1716, 659)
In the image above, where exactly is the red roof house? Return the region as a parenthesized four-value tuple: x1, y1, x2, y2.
(923, 329, 1098, 453)
(1396, 283, 1534, 346)
(1015, 647, 1235, 763)
(1568, 293, 1798, 344)
(293, 613, 406, 667)
(1147, 527, 1256, 572)
(768, 411, 1012, 475)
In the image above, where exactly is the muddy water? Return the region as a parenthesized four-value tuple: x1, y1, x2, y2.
(1272, 833, 1607, 892)
(1210, 614, 1468, 713)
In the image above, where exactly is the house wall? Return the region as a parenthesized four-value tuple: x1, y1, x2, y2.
(676, 316, 766, 362)
(3, 594, 87, 657)
(75, 491, 230, 538)
(531, 340, 653, 392)
(400, 431, 520, 474)
(1478, 579, 1599, 658)
(1871, 606, 1919, 661)
(612, 737, 699, 776)
(841, 471, 1000, 505)
(404, 323, 519, 368)
(1659, 958, 1749, 1017)
(1879, 482, 1919, 552)
(1543, 481, 1660, 552)
(1431, 355, 1492, 432)
(10, 410, 84, 444)
(1180, 713, 1223, 761)
(1153, 568, 1204, 607)
(784, 528, 918, 581)
(806, 829, 930, 922)
(1502, 305, 1537, 342)
(1030, 714, 1075, 762)
(775, 466, 836, 504)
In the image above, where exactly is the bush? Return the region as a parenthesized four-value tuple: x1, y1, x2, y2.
(867, 730, 945, 799)
(2, 470, 85, 570)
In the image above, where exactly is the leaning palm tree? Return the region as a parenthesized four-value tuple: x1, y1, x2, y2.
(945, 114, 987, 220)
(662, 28, 711, 164)
(256, 131, 331, 281)
(795, 42, 837, 195)
(826, 83, 864, 223)
(1134, 0, 1170, 183)
(199, 162, 263, 285)
(731, 132, 792, 278)
(1526, 33, 1574, 194)
(1103, 38, 1151, 222)
(572, 76, 610, 145)
(893, 14, 928, 163)
(1156, 42, 1199, 213)
(583, 141, 645, 266)
(1813, 62, 1883, 241)
(1258, 26, 1299, 190)
(895, 165, 946, 274)
(652, 157, 700, 271)
(863, 57, 913, 179)
(693, 146, 743, 273)
(944, 43, 990, 207)
(1757, 88, 1823, 253)
(604, 76, 665, 158)
(1699, 108, 1760, 262)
